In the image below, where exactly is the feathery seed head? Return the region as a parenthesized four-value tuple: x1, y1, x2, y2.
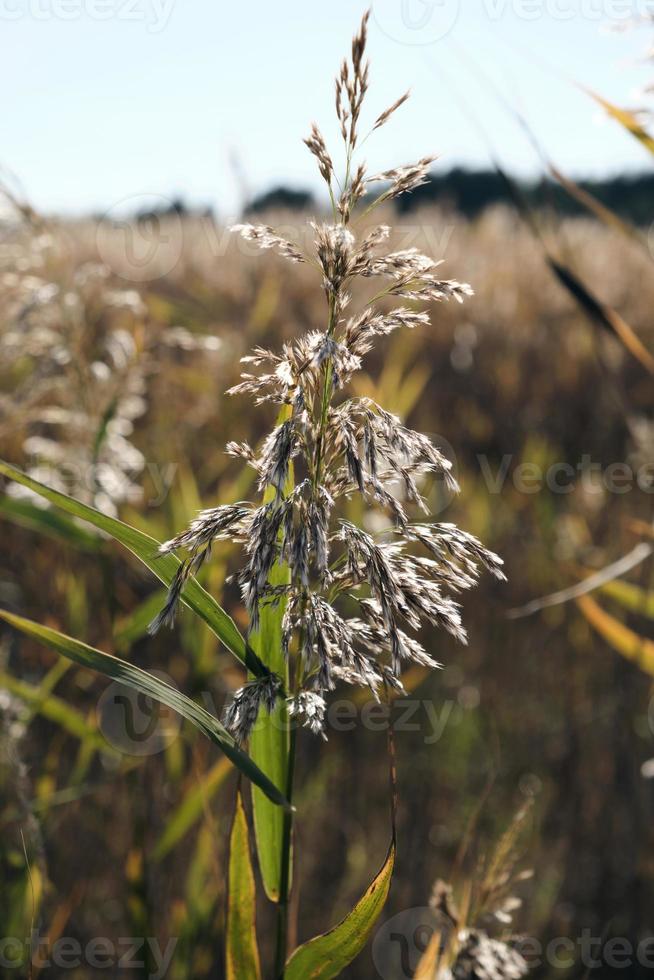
(151, 11, 501, 738)
(224, 674, 282, 744)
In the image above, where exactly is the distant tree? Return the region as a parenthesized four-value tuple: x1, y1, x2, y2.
(246, 185, 315, 214)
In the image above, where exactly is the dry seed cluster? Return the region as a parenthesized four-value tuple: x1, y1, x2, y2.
(151, 11, 505, 738)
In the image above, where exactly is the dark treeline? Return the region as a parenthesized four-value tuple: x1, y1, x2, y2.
(122, 170, 654, 225)
(246, 169, 654, 224)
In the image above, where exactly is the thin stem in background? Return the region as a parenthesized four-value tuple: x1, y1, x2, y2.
(386, 691, 398, 842)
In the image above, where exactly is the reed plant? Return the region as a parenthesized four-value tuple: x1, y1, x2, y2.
(0, 11, 508, 978)
(148, 10, 504, 975)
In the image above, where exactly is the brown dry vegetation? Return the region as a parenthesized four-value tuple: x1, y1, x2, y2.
(2, 203, 654, 977)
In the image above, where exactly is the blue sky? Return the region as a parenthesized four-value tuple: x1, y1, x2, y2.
(2, 0, 652, 218)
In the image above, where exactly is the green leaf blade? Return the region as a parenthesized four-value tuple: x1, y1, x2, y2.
(249, 558, 291, 902)
(0, 610, 290, 809)
(285, 840, 395, 980)
(249, 406, 293, 902)
(0, 460, 264, 676)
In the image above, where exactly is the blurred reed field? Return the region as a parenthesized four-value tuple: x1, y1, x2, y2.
(2, 13, 654, 980)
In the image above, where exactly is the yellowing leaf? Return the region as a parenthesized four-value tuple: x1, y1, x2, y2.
(414, 930, 444, 980)
(597, 579, 654, 620)
(226, 792, 261, 980)
(584, 88, 654, 157)
(576, 595, 654, 676)
(285, 840, 395, 979)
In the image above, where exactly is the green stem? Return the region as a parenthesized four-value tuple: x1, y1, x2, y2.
(312, 293, 338, 492)
(273, 179, 347, 976)
(274, 724, 297, 979)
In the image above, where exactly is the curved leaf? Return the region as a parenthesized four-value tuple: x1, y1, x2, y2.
(584, 88, 654, 157)
(226, 792, 261, 980)
(548, 163, 648, 251)
(597, 578, 654, 621)
(576, 595, 654, 675)
(285, 840, 395, 979)
(486, 157, 654, 378)
(547, 258, 654, 377)
(0, 460, 265, 676)
(0, 610, 290, 809)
